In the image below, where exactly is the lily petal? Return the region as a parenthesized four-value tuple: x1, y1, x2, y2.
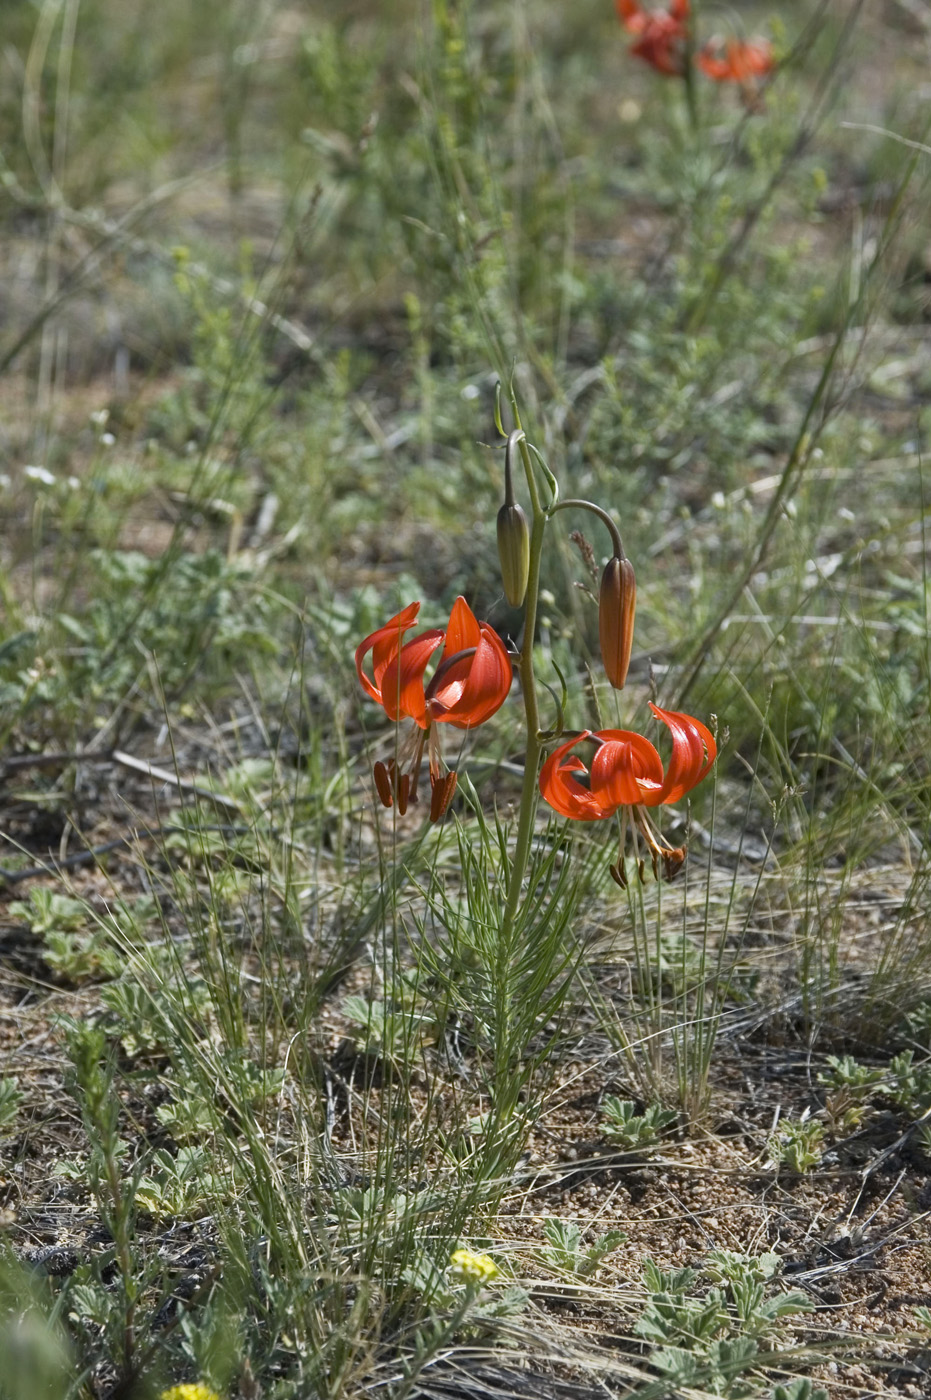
(616, 0, 689, 74)
(539, 733, 611, 822)
(647, 703, 716, 805)
(615, 0, 646, 33)
(433, 624, 512, 728)
(355, 602, 422, 705)
(379, 630, 445, 726)
(698, 37, 772, 82)
(442, 595, 482, 660)
(590, 729, 665, 808)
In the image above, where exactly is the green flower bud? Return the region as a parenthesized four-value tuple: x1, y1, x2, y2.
(496, 502, 530, 607)
(599, 555, 636, 689)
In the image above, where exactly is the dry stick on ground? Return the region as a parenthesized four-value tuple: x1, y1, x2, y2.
(110, 750, 242, 813)
(0, 748, 243, 884)
(0, 821, 260, 887)
(0, 747, 242, 811)
(0, 749, 104, 774)
(0, 835, 138, 886)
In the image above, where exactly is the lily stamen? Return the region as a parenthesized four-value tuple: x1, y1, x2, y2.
(430, 770, 458, 823)
(633, 804, 687, 881)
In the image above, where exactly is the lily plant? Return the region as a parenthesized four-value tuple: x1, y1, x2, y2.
(356, 385, 717, 937)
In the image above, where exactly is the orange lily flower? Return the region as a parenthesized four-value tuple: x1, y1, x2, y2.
(539, 703, 715, 882)
(356, 597, 512, 821)
(615, 0, 690, 77)
(697, 37, 773, 83)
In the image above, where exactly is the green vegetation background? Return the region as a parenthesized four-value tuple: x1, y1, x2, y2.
(1, 1, 930, 1397)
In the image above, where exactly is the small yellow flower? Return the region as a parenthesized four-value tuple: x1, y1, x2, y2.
(159, 1385, 221, 1400)
(449, 1248, 499, 1285)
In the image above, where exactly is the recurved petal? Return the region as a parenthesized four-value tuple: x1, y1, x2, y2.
(539, 734, 610, 822)
(442, 596, 482, 660)
(355, 601, 422, 705)
(379, 630, 445, 725)
(631, 21, 684, 75)
(589, 729, 664, 808)
(743, 42, 773, 76)
(434, 623, 512, 728)
(727, 39, 772, 77)
(648, 703, 716, 805)
(696, 48, 730, 78)
(698, 37, 772, 81)
(615, 0, 646, 33)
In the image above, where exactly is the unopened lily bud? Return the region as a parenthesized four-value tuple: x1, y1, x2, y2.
(496, 502, 530, 607)
(599, 555, 636, 689)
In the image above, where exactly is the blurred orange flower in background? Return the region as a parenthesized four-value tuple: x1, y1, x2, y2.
(697, 37, 773, 83)
(615, 0, 690, 77)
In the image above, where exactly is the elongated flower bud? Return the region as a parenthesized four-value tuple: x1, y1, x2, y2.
(599, 555, 636, 689)
(496, 502, 530, 607)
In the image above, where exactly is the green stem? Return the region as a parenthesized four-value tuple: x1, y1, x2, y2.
(503, 431, 519, 507)
(550, 496, 626, 559)
(487, 426, 547, 1127)
(499, 431, 544, 947)
(682, 4, 699, 137)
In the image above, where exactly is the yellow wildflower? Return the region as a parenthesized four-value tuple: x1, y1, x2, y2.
(159, 1386, 221, 1400)
(449, 1248, 499, 1284)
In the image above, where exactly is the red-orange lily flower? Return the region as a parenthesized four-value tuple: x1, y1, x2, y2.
(356, 597, 512, 821)
(539, 703, 715, 882)
(615, 0, 690, 77)
(697, 37, 773, 83)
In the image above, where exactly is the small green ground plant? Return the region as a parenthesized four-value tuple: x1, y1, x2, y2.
(539, 1219, 627, 1279)
(600, 1097, 678, 1151)
(10, 889, 122, 983)
(635, 1253, 815, 1397)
